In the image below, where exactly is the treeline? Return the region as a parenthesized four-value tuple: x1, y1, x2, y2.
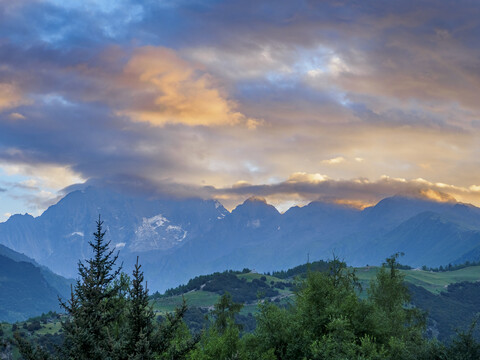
(270, 259, 330, 279)
(421, 260, 480, 272)
(158, 268, 251, 297)
(9, 219, 480, 360)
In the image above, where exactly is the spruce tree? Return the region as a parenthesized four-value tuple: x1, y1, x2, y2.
(60, 216, 122, 360)
(125, 256, 154, 360)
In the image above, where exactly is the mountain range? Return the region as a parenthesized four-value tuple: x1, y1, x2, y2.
(2, 186, 480, 291)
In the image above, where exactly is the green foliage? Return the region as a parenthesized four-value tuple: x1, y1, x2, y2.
(211, 293, 243, 334)
(161, 270, 247, 297)
(187, 322, 244, 360)
(14, 332, 52, 360)
(125, 257, 155, 360)
(446, 318, 480, 360)
(160, 271, 279, 303)
(188, 293, 245, 360)
(271, 260, 330, 279)
(59, 216, 123, 360)
(240, 254, 442, 360)
(248, 300, 303, 360)
(153, 298, 198, 359)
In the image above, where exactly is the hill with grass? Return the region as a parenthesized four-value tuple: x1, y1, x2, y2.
(151, 261, 480, 342)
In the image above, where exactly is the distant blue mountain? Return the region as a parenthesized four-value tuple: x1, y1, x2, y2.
(0, 243, 73, 322)
(1, 187, 480, 291)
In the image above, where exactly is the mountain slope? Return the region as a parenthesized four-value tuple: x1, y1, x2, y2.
(0, 246, 73, 322)
(359, 212, 480, 267)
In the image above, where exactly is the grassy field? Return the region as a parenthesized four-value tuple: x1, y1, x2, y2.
(355, 265, 480, 294)
(152, 290, 221, 314)
(34, 321, 62, 335)
(237, 272, 288, 283)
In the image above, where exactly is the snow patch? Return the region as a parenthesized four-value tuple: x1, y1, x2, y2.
(70, 232, 84, 237)
(131, 214, 187, 252)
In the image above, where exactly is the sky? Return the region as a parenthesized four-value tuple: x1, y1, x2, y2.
(1, 0, 480, 220)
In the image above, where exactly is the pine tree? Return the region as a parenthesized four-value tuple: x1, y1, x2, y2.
(60, 216, 122, 360)
(126, 256, 155, 360)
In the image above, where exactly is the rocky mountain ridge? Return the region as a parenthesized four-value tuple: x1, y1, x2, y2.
(2, 186, 480, 291)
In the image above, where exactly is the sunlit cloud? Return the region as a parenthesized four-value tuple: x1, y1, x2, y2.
(8, 112, 26, 120)
(119, 46, 257, 127)
(0, 162, 85, 190)
(202, 174, 480, 212)
(322, 157, 346, 165)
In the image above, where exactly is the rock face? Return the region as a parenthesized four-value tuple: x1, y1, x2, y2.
(2, 186, 480, 291)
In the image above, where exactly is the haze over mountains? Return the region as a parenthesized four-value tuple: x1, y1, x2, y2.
(2, 186, 480, 291)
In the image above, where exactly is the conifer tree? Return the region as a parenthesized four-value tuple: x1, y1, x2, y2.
(60, 216, 122, 360)
(125, 256, 155, 360)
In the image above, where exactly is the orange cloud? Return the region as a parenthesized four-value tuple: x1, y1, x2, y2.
(120, 46, 255, 127)
(287, 172, 330, 183)
(0, 83, 28, 111)
(198, 173, 480, 212)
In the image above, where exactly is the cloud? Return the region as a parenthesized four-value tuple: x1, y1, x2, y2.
(8, 112, 26, 120)
(322, 157, 346, 165)
(0, 83, 29, 111)
(9, 189, 62, 216)
(203, 174, 480, 211)
(119, 46, 254, 127)
(1, 0, 480, 216)
(0, 163, 84, 190)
